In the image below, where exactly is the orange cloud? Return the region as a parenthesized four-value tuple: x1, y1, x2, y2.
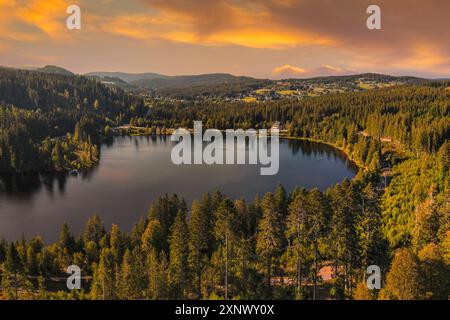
(0, 0, 75, 42)
(272, 64, 348, 78)
(273, 64, 306, 76)
(321, 64, 342, 73)
(101, 1, 334, 49)
(397, 44, 450, 70)
(0, 0, 449, 78)
(17, 0, 69, 37)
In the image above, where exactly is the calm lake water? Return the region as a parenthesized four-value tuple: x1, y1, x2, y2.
(0, 136, 358, 242)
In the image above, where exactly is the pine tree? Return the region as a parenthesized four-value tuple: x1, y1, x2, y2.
(147, 195, 182, 253)
(235, 198, 250, 238)
(354, 281, 375, 300)
(83, 214, 105, 246)
(0, 270, 14, 300)
(417, 243, 449, 299)
(214, 199, 237, 300)
(168, 210, 189, 299)
(26, 245, 38, 275)
(5, 242, 22, 299)
(274, 184, 288, 219)
(286, 189, 310, 298)
(358, 183, 388, 282)
(307, 188, 328, 299)
(413, 190, 440, 251)
(256, 192, 283, 291)
(37, 275, 48, 300)
(59, 222, 76, 255)
(118, 249, 132, 299)
(146, 248, 159, 299)
(188, 196, 213, 298)
(380, 249, 425, 300)
(0, 238, 7, 264)
(327, 180, 360, 298)
(247, 195, 263, 238)
(90, 248, 116, 300)
(147, 250, 169, 299)
(141, 218, 163, 254)
(110, 224, 124, 265)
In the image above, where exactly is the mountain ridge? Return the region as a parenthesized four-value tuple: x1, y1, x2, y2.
(3, 65, 448, 93)
(4, 65, 444, 83)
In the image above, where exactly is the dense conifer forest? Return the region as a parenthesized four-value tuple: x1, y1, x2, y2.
(0, 68, 145, 171)
(0, 68, 448, 299)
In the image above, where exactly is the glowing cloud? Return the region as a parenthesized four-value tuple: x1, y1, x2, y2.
(272, 64, 347, 78)
(0, 0, 448, 78)
(272, 64, 307, 76)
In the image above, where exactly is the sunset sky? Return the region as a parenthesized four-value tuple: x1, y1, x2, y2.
(0, 0, 449, 79)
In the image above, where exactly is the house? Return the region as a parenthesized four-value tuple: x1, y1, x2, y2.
(271, 121, 284, 131)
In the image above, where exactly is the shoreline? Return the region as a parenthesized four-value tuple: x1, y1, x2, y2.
(279, 135, 366, 170)
(113, 126, 366, 171)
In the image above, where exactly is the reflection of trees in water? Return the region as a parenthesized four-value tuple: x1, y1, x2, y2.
(0, 172, 44, 195)
(131, 134, 168, 150)
(103, 135, 167, 152)
(0, 172, 65, 201)
(131, 134, 165, 147)
(287, 139, 358, 173)
(0, 136, 357, 201)
(134, 137, 140, 151)
(0, 163, 99, 200)
(103, 137, 114, 148)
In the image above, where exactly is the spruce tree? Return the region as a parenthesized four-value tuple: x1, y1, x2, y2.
(188, 196, 213, 298)
(214, 198, 238, 299)
(256, 192, 283, 291)
(168, 210, 189, 299)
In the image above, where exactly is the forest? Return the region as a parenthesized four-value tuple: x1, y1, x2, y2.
(0, 67, 145, 171)
(0, 68, 449, 299)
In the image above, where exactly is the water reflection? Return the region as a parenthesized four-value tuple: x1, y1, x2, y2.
(0, 167, 99, 200)
(0, 136, 358, 242)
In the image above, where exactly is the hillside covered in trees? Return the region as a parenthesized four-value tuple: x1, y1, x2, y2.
(0, 67, 145, 171)
(0, 70, 449, 300)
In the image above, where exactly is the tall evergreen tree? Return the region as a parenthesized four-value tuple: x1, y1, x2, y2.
(256, 192, 283, 292)
(188, 195, 214, 298)
(286, 189, 310, 298)
(168, 210, 189, 299)
(214, 198, 238, 299)
(327, 180, 360, 299)
(90, 248, 116, 300)
(358, 183, 388, 282)
(110, 224, 125, 265)
(83, 214, 105, 246)
(380, 249, 425, 300)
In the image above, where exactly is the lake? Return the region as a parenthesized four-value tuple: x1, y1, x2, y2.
(0, 135, 358, 242)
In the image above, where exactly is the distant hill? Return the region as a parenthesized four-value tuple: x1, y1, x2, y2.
(85, 71, 169, 83)
(91, 76, 138, 91)
(294, 73, 430, 85)
(36, 65, 74, 76)
(87, 71, 259, 86)
(85, 71, 265, 95)
(87, 71, 432, 90)
(131, 73, 258, 89)
(9, 66, 440, 98)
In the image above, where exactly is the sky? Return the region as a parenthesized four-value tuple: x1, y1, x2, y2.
(0, 0, 449, 79)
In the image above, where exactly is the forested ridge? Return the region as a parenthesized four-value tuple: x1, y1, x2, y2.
(148, 84, 450, 157)
(0, 67, 145, 171)
(0, 70, 449, 300)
